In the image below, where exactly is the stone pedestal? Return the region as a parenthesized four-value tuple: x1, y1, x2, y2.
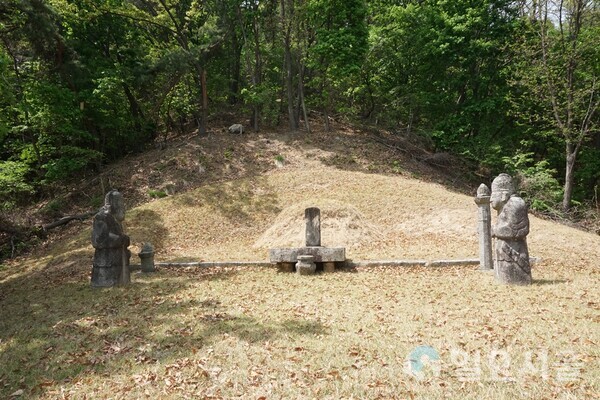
(296, 255, 316, 275)
(139, 242, 156, 273)
(475, 184, 493, 271)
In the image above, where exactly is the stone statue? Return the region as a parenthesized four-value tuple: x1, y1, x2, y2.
(91, 190, 131, 287)
(490, 174, 532, 285)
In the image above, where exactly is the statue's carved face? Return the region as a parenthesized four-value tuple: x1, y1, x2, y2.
(110, 194, 126, 221)
(491, 190, 509, 211)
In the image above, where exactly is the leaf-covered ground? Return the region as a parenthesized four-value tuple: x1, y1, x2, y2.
(1, 127, 599, 399)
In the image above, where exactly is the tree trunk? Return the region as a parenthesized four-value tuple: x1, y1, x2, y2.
(563, 148, 577, 212)
(298, 62, 310, 133)
(252, 12, 262, 131)
(122, 83, 144, 133)
(200, 68, 208, 135)
(284, 38, 297, 131)
(323, 79, 331, 132)
(281, 0, 298, 132)
(229, 42, 242, 105)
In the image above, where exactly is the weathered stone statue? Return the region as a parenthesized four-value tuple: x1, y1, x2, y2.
(490, 174, 532, 285)
(91, 190, 131, 287)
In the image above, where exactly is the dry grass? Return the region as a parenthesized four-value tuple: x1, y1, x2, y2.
(1, 127, 599, 399)
(0, 264, 597, 399)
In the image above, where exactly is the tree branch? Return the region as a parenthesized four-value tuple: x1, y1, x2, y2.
(41, 212, 95, 232)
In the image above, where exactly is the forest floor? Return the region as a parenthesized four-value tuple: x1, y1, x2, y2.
(0, 120, 599, 399)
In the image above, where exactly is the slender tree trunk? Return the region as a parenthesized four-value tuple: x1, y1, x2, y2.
(252, 11, 262, 131)
(122, 83, 144, 133)
(298, 62, 310, 133)
(283, 37, 297, 131)
(229, 41, 242, 105)
(563, 146, 577, 212)
(281, 0, 298, 132)
(323, 78, 332, 132)
(200, 69, 208, 135)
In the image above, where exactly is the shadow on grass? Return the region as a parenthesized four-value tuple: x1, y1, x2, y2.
(283, 128, 478, 196)
(172, 177, 280, 222)
(198, 315, 327, 344)
(0, 264, 323, 399)
(127, 209, 169, 251)
(157, 266, 241, 281)
(532, 279, 570, 286)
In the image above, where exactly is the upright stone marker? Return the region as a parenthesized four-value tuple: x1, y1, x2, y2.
(475, 183, 493, 271)
(305, 207, 321, 247)
(269, 207, 345, 272)
(490, 174, 532, 285)
(139, 242, 156, 273)
(91, 190, 131, 287)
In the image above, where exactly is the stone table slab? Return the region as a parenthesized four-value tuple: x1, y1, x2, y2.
(269, 247, 346, 263)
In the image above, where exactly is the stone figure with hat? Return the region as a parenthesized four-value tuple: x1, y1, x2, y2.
(490, 173, 532, 285)
(91, 190, 131, 287)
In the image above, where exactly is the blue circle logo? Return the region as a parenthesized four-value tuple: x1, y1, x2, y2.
(405, 345, 441, 379)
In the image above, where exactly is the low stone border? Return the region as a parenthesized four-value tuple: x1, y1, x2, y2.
(157, 261, 272, 268)
(129, 257, 540, 271)
(426, 259, 479, 267)
(347, 260, 428, 268)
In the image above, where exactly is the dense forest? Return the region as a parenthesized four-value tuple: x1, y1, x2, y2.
(0, 0, 598, 215)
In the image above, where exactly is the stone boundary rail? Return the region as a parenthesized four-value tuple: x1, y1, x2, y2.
(129, 258, 539, 270)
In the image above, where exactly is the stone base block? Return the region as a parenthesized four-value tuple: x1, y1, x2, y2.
(91, 265, 118, 288)
(323, 262, 336, 272)
(277, 262, 296, 272)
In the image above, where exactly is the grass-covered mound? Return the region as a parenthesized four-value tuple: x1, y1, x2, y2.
(1, 128, 598, 399)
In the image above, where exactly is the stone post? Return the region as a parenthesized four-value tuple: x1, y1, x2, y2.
(323, 262, 336, 273)
(305, 207, 321, 247)
(139, 242, 156, 273)
(475, 183, 493, 271)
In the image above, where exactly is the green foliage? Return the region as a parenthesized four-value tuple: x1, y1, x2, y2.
(40, 198, 65, 218)
(507, 2, 600, 210)
(240, 82, 280, 127)
(366, 0, 518, 155)
(0, 161, 34, 209)
(305, 0, 369, 117)
(90, 194, 104, 209)
(308, 0, 368, 77)
(148, 189, 168, 199)
(43, 146, 103, 182)
(0, 0, 598, 216)
(502, 150, 563, 212)
(223, 148, 234, 160)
